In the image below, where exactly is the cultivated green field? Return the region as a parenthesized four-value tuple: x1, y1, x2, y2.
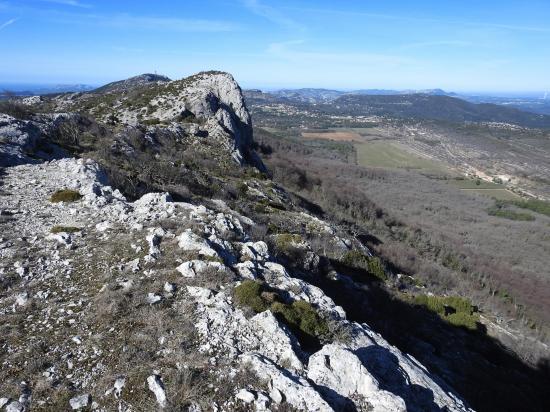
(462, 188, 522, 201)
(449, 179, 522, 200)
(355, 141, 449, 173)
(450, 179, 503, 189)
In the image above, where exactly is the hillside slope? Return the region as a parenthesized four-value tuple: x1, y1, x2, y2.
(333, 94, 550, 128)
(0, 72, 477, 411)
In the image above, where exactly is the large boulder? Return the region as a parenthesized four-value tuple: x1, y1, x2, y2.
(0, 114, 42, 166)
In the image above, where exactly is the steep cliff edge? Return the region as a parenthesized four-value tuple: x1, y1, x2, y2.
(0, 72, 477, 411)
(0, 158, 472, 411)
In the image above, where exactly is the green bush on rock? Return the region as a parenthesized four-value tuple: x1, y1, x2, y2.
(413, 294, 479, 330)
(341, 250, 387, 281)
(49, 189, 83, 203)
(234, 280, 269, 313)
(233, 280, 328, 340)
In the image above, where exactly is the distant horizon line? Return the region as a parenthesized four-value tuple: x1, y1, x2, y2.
(0, 80, 548, 97)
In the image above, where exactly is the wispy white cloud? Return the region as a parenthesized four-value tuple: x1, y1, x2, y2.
(283, 6, 439, 25)
(400, 40, 472, 50)
(242, 0, 304, 31)
(283, 5, 550, 34)
(472, 22, 550, 33)
(38, 0, 92, 8)
(0, 17, 17, 30)
(112, 46, 145, 53)
(0, 3, 239, 33)
(266, 39, 411, 66)
(101, 14, 240, 32)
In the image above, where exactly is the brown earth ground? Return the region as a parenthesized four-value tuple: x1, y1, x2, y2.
(301, 131, 364, 142)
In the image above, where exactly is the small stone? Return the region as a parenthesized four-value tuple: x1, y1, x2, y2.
(164, 282, 176, 293)
(147, 375, 167, 408)
(255, 392, 270, 410)
(0, 398, 10, 408)
(146, 293, 162, 304)
(187, 402, 202, 412)
(15, 292, 28, 306)
(6, 400, 24, 412)
(126, 258, 140, 273)
(95, 221, 112, 232)
(236, 389, 255, 404)
(69, 394, 91, 410)
(114, 376, 126, 398)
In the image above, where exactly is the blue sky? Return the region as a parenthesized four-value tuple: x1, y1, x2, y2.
(0, 0, 549, 92)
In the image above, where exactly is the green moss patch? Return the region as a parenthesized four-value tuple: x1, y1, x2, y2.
(50, 225, 82, 234)
(413, 294, 479, 330)
(49, 189, 83, 203)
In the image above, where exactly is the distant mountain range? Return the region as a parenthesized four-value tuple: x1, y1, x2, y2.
(265, 88, 458, 103)
(0, 83, 95, 97)
(247, 87, 550, 116)
(333, 94, 550, 128)
(245, 88, 550, 128)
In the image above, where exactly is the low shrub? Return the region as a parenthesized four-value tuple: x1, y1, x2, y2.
(341, 250, 387, 281)
(413, 294, 479, 330)
(488, 203, 535, 221)
(272, 300, 329, 340)
(237, 182, 249, 196)
(234, 280, 269, 313)
(257, 198, 286, 211)
(49, 189, 83, 203)
(50, 225, 81, 234)
(274, 233, 303, 253)
(234, 280, 328, 340)
(510, 198, 550, 217)
(0, 100, 33, 120)
(143, 118, 160, 126)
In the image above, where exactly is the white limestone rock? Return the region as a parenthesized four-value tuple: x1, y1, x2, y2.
(262, 262, 346, 319)
(114, 376, 126, 398)
(241, 353, 332, 412)
(0, 115, 41, 166)
(69, 394, 91, 410)
(15, 292, 29, 306)
(147, 375, 167, 408)
(147, 293, 163, 305)
(240, 241, 269, 263)
(177, 229, 218, 257)
(235, 389, 255, 404)
(308, 344, 406, 412)
(145, 227, 165, 263)
(5, 401, 24, 412)
(176, 260, 225, 278)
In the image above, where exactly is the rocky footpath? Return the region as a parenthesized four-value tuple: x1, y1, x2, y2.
(0, 157, 472, 411)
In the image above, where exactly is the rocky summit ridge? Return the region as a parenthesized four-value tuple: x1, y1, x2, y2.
(0, 72, 473, 411)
